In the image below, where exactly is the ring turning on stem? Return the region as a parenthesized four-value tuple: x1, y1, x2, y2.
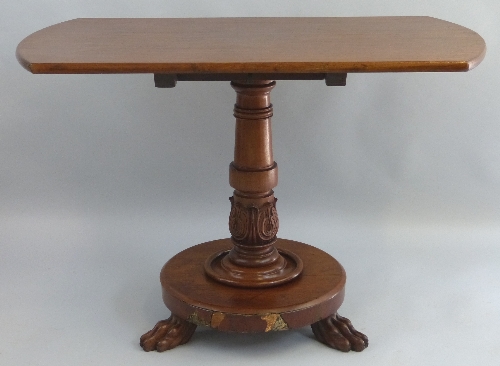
(204, 80, 303, 288)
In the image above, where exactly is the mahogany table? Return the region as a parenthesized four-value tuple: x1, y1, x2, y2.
(17, 17, 485, 353)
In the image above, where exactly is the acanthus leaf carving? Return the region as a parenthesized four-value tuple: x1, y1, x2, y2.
(228, 197, 279, 245)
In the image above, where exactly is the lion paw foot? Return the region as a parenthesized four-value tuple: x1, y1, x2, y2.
(140, 314, 197, 352)
(311, 313, 368, 352)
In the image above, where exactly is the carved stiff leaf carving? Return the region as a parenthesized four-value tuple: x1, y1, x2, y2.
(258, 203, 279, 240)
(228, 198, 250, 240)
(228, 197, 279, 245)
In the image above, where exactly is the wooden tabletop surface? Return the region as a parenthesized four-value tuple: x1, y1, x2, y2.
(16, 17, 485, 74)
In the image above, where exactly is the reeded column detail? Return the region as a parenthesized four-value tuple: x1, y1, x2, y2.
(204, 80, 302, 288)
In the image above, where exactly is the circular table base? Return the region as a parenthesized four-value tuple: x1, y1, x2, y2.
(161, 238, 346, 332)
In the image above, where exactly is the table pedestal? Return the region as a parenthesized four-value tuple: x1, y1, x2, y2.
(140, 80, 368, 352)
(17, 15, 485, 356)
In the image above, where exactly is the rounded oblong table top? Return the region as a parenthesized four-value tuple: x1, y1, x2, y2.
(17, 17, 485, 74)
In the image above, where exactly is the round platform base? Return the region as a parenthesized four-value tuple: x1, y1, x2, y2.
(161, 238, 346, 333)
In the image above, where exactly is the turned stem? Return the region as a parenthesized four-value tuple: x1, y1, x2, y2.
(226, 80, 281, 268)
(204, 80, 302, 288)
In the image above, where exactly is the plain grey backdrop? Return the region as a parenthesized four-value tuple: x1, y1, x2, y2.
(1, 1, 499, 365)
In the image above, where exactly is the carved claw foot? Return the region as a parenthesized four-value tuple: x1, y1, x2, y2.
(140, 314, 197, 352)
(311, 313, 368, 352)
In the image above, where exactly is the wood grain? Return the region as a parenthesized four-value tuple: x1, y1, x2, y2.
(17, 17, 485, 74)
(161, 238, 346, 332)
(204, 80, 303, 288)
